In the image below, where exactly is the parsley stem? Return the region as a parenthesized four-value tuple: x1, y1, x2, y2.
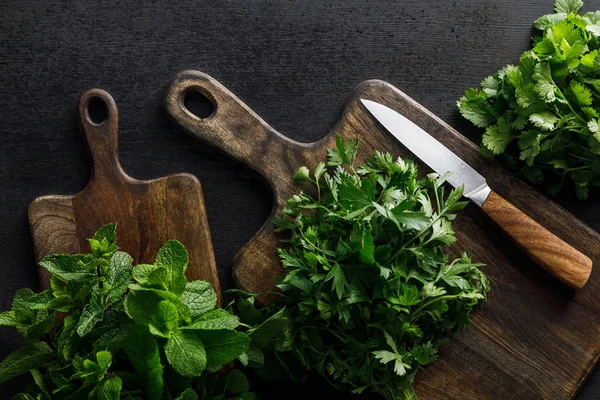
(392, 209, 447, 259)
(410, 294, 459, 323)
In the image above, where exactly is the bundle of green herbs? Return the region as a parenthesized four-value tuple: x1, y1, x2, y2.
(0, 138, 490, 400)
(0, 224, 285, 400)
(458, 0, 600, 199)
(258, 136, 490, 400)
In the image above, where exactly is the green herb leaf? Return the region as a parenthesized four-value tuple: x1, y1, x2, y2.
(0, 342, 55, 383)
(184, 309, 239, 331)
(39, 254, 95, 281)
(165, 330, 207, 377)
(197, 330, 251, 369)
(155, 240, 188, 295)
(179, 281, 217, 318)
(458, 0, 600, 198)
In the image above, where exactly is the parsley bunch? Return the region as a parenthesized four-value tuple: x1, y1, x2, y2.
(0, 224, 266, 400)
(272, 136, 490, 400)
(458, 0, 600, 199)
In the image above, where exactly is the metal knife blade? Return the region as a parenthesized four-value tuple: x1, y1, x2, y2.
(360, 99, 491, 207)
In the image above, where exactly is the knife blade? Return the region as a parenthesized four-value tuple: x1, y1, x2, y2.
(361, 98, 592, 289)
(360, 99, 491, 206)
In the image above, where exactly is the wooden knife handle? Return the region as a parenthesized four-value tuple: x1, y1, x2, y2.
(481, 191, 592, 288)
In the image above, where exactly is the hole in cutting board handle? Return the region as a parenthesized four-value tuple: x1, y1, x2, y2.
(86, 96, 109, 125)
(184, 90, 215, 119)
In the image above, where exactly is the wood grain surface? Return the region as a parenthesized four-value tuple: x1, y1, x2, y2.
(164, 70, 600, 400)
(481, 191, 592, 289)
(3, 1, 600, 398)
(29, 89, 221, 300)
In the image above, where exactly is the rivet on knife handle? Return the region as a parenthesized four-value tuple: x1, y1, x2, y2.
(360, 98, 593, 288)
(481, 191, 592, 288)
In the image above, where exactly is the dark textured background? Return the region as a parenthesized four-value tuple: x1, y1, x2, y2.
(1, 0, 600, 398)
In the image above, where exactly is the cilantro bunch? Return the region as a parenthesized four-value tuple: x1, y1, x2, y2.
(458, 0, 600, 199)
(271, 137, 490, 400)
(0, 224, 264, 400)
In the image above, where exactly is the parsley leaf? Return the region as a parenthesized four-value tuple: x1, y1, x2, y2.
(270, 136, 490, 397)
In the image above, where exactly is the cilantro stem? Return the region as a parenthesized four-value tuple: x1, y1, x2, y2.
(552, 80, 586, 125)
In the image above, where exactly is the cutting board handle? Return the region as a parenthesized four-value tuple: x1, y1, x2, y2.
(78, 89, 125, 184)
(164, 70, 304, 183)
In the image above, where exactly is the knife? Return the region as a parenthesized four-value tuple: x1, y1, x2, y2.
(361, 98, 592, 289)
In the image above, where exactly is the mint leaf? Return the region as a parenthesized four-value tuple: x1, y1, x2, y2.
(197, 330, 251, 369)
(94, 376, 122, 400)
(88, 223, 118, 258)
(132, 264, 161, 284)
(125, 289, 179, 338)
(247, 308, 288, 348)
(76, 283, 104, 337)
(24, 313, 55, 341)
(104, 251, 133, 306)
(226, 369, 250, 394)
(57, 312, 80, 362)
(20, 290, 54, 310)
(122, 326, 163, 400)
(174, 389, 198, 400)
(155, 240, 188, 294)
(0, 311, 17, 326)
(184, 309, 239, 330)
(39, 254, 95, 281)
(0, 342, 55, 383)
(151, 300, 179, 338)
(93, 223, 117, 244)
(165, 330, 207, 377)
(179, 281, 217, 318)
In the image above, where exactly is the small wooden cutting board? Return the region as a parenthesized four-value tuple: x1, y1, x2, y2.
(29, 88, 221, 301)
(164, 70, 600, 399)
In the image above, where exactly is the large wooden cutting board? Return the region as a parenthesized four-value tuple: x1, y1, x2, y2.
(29, 88, 221, 301)
(164, 70, 600, 399)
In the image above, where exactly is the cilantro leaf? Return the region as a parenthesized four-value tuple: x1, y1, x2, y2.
(482, 118, 515, 154)
(555, 0, 583, 14)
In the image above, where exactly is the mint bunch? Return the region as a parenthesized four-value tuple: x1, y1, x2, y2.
(458, 0, 600, 198)
(269, 136, 490, 399)
(0, 224, 259, 400)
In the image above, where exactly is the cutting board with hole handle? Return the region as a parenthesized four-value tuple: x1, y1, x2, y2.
(28, 88, 221, 302)
(164, 71, 600, 399)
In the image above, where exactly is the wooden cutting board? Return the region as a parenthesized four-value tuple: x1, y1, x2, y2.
(29, 88, 221, 301)
(164, 70, 600, 400)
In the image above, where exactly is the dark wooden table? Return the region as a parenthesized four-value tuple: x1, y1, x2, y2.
(1, 0, 600, 398)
